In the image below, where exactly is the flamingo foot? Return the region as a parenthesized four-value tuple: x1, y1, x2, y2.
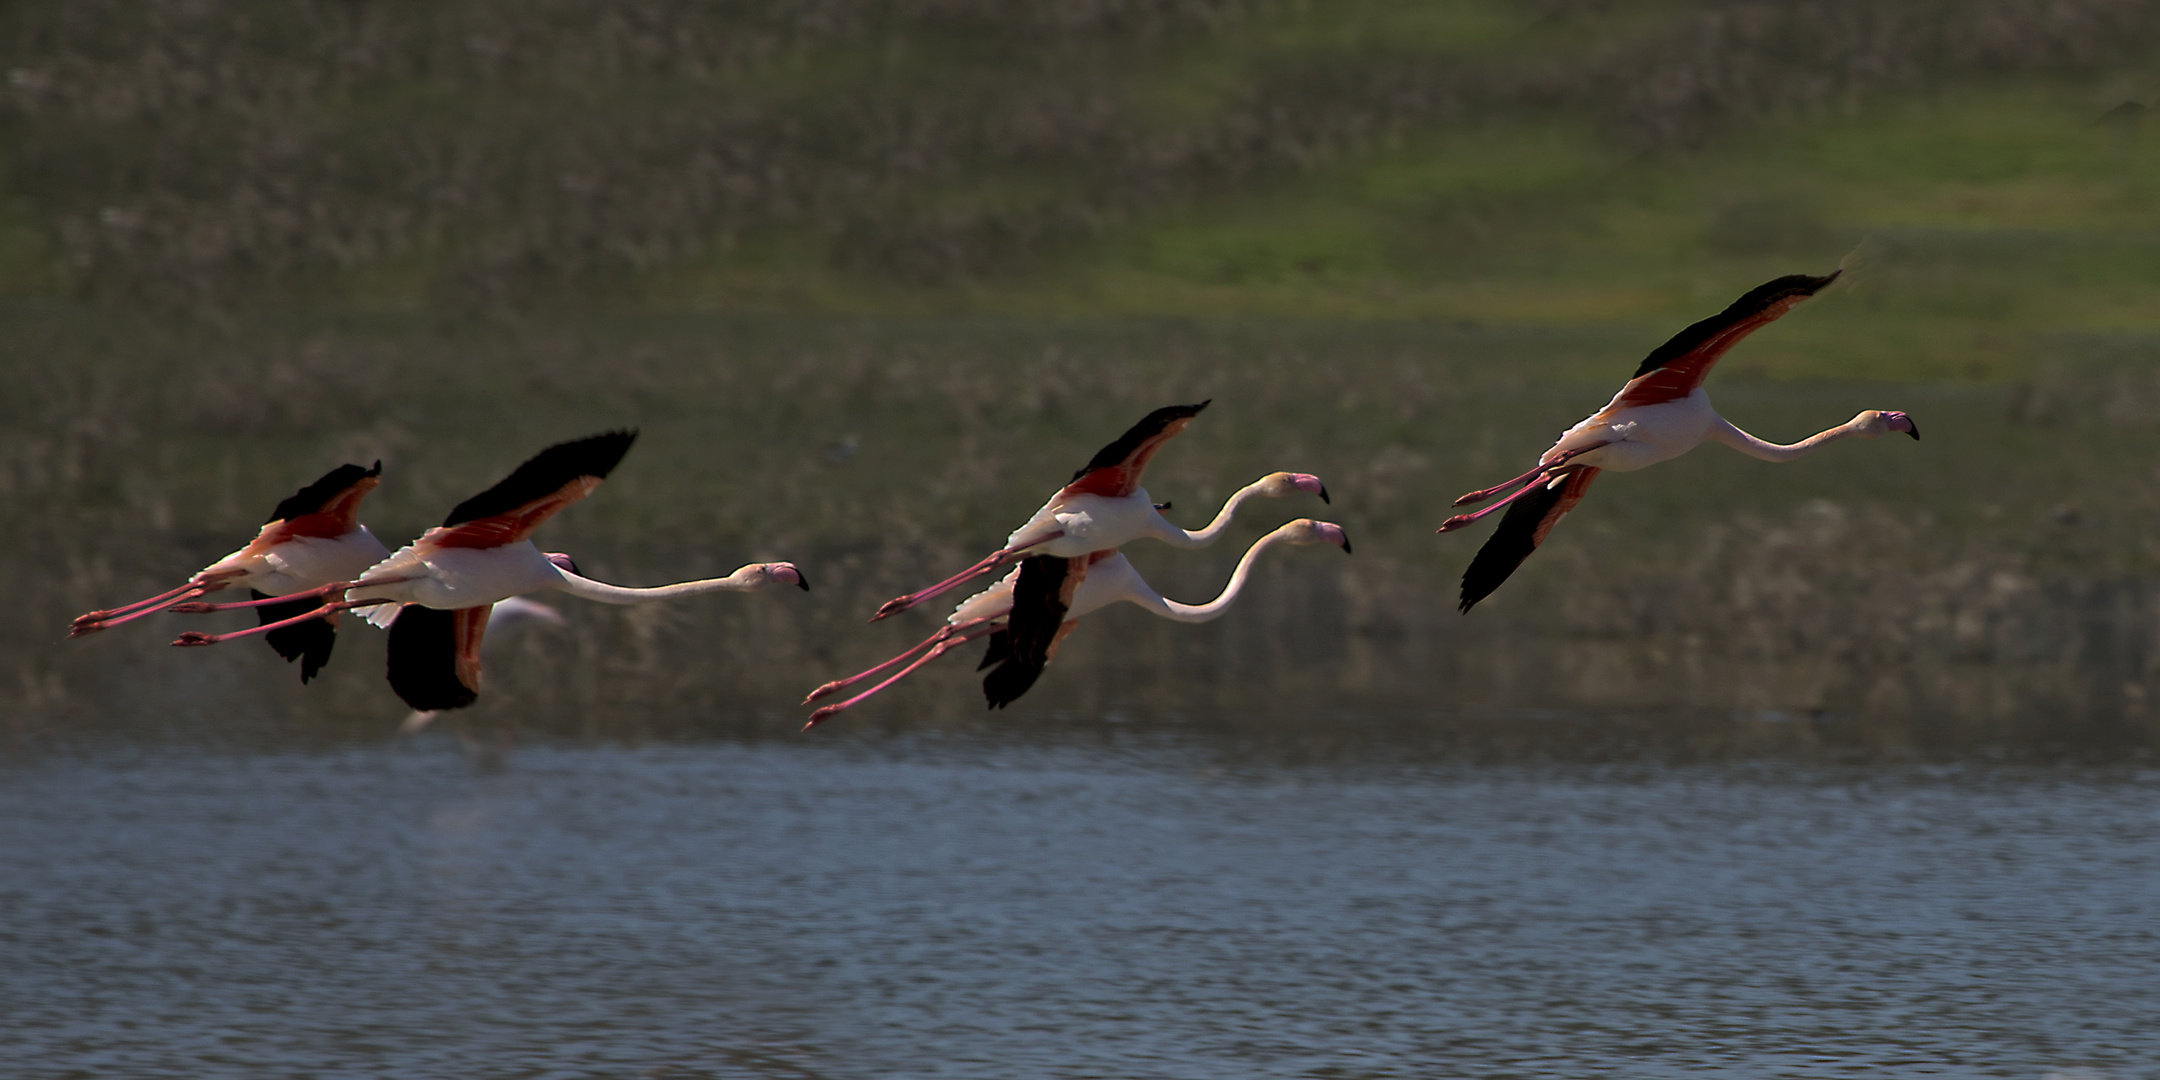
(804, 679, 848, 704)
(171, 631, 221, 647)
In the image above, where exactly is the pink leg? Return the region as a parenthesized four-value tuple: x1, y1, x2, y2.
(169, 583, 348, 614)
(805, 616, 1003, 704)
(870, 531, 1062, 622)
(171, 599, 391, 647)
(1451, 463, 1552, 508)
(1450, 444, 1608, 508)
(69, 587, 209, 637)
(1437, 471, 1566, 533)
(68, 573, 243, 636)
(804, 624, 1002, 729)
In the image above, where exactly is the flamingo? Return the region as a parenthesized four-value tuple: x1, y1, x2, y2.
(872, 400, 1329, 621)
(167, 431, 808, 712)
(1438, 271, 1919, 613)
(68, 462, 391, 682)
(806, 517, 1352, 727)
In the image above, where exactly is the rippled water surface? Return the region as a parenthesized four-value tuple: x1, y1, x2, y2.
(4, 738, 2156, 1078)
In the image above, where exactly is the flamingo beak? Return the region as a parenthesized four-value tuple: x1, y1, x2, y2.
(1290, 473, 1330, 504)
(1884, 411, 1919, 440)
(1314, 522, 1352, 553)
(771, 563, 810, 591)
(546, 552, 580, 575)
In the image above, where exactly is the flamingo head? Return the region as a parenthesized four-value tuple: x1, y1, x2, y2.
(1854, 410, 1920, 441)
(545, 552, 581, 575)
(1281, 518, 1353, 554)
(760, 562, 811, 591)
(1260, 471, 1330, 504)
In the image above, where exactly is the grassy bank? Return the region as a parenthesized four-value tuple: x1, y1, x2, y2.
(7, 306, 2159, 760)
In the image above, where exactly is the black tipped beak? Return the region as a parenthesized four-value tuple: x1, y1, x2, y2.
(1318, 485, 1331, 505)
(796, 573, 812, 592)
(1906, 421, 1920, 441)
(1339, 533, 1353, 555)
(1154, 502, 1172, 512)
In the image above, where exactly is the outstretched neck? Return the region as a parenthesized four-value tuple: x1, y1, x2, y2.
(549, 566, 769, 605)
(1153, 530, 1293, 623)
(1157, 480, 1267, 549)
(1709, 416, 1860, 463)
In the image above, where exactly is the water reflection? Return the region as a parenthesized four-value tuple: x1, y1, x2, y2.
(4, 738, 2155, 1077)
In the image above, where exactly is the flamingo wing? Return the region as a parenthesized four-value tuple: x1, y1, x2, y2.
(430, 431, 637, 550)
(385, 604, 494, 711)
(982, 554, 1090, 708)
(1059, 401, 1209, 499)
(253, 589, 340, 682)
(1458, 465, 1600, 613)
(237, 461, 385, 553)
(1612, 273, 1839, 408)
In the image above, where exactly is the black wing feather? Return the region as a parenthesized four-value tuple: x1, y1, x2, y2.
(443, 431, 637, 527)
(267, 462, 382, 524)
(1631, 273, 1839, 378)
(1459, 480, 1570, 614)
(976, 630, 1014, 672)
(253, 589, 338, 683)
(385, 606, 478, 712)
(1071, 402, 1209, 481)
(981, 555, 1074, 709)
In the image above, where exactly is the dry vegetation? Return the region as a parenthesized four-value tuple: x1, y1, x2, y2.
(2, 0, 2156, 305)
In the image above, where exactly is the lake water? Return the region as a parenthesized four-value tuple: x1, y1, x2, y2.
(3, 735, 2154, 1078)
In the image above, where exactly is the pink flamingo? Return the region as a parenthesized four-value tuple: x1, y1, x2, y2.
(806, 517, 1352, 727)
(168, 431, 806, 711)
(68, 462, 390, 682)
(1439, 271, 1919, 612)
(871, 400, 1329, 621)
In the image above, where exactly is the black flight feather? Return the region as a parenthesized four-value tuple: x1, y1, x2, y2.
(443, 431, 637, 527)
(1071, 402, 1209, 482)
(1459, 478, 1571, 614)
(982, 555, 1073, 709)
(268, 461, 381, 524)
(1630, 272, 1839, 379)
(386, 605, 478, 712)
(977, 630, 1013, 672)
(252, 589, 338, 683)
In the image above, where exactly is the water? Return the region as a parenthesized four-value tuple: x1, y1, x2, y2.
(3, 736, 2154, 1078)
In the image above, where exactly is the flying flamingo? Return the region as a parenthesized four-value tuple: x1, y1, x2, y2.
(166, 431, 808, 711)
(806, 517, 1352, 727)
(872, 400, 1329, 621)
(68, 462, 391, 682)
(1438, 271, 1919, 613)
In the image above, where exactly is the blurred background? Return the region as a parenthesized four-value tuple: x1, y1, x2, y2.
(6, 0, 2160, 760)
(11, 6, 2160, 1078)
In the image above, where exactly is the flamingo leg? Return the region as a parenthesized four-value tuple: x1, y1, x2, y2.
(69, 587, 213, 636)
(170, 584, 347, 614)
(1449, 443, 1609, 508)
(1436, 471, 1571, 533)
(68, 572, 245, 636)
(871, 531, 1064, 622)
(1451, 464, 1554, 508)
(804, 624, 1002, 729)
(806, 616, 1003, 704)
(170, 599, 392, 647)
